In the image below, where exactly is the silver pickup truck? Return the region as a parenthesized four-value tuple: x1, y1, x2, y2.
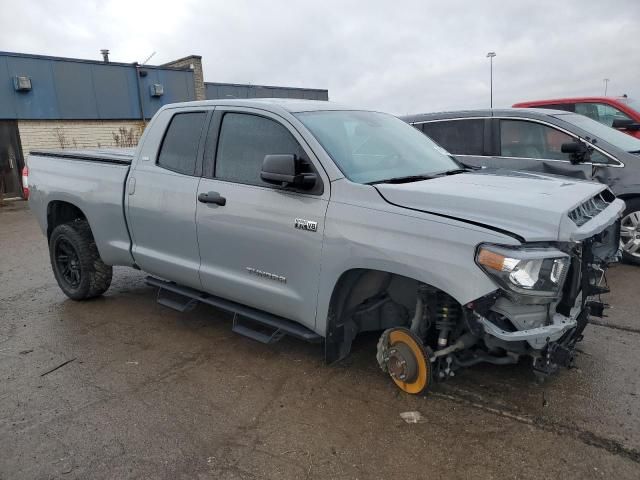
(28, 99, 623, 394)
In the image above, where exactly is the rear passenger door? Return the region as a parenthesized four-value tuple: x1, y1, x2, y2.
(418, 118, 489, 169)
(127, 108, 209, 290)
(195, 107, 329, 329)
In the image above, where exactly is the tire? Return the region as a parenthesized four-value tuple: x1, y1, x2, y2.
(620, 197, 640, 265)
(49, 220, 112, 300)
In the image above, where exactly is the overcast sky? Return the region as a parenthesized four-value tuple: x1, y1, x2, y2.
(1, 0, 637, 114)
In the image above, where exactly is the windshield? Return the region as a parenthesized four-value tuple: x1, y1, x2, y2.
(620, 98, 640, 113)
(554, 112, 640, 153)
(294, 110, 460, 184)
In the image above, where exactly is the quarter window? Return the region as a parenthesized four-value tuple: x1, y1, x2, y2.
(420, 119, 485, 155)
(157, 112, 206, 175)
(499, 120, 573, 160)
(215, 113, 306, 186)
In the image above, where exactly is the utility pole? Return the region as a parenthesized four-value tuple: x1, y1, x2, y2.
(603, 78, 610, 96)
(486, 52, 496, 108)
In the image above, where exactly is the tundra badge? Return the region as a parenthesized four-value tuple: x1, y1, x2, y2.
(246, 267, 286, 283)
(295, 218, 318, 232)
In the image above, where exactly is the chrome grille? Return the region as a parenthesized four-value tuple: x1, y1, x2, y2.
(568, 191, 614, 227)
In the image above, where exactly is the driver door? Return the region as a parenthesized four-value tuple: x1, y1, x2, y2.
(487, 119, 593, 180)
(195, 108, 329, 329)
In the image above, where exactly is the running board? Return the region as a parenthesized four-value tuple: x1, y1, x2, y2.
(232, 315, 286, 345)
(145, 276, 322, 343)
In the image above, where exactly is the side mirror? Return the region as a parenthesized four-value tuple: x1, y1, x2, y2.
(260, 154, 317, 190)
(561, 141, 591, 164)
(612, 118, 640, 131)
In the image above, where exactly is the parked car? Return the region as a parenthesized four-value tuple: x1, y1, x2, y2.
(28, 99, 622, 394)
(513, 97, 640, 139)
(401, 108, 640, 263)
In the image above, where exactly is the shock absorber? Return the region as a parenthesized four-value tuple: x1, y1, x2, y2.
(435, 292, 460, 349)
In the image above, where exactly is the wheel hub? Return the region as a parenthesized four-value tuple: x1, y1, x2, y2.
(55, 238, 81, 288)
(387, 343, 418, 382)
(376, 327, 432, 395)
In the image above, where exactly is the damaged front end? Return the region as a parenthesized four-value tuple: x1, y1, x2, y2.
(459, 197, 622, 379)
(373, 189, 625, 394)
(375, 193, 623, 392)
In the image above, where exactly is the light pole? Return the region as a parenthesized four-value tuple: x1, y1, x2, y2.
(486, 52, 496, 108)
(603, 78, 610, 96)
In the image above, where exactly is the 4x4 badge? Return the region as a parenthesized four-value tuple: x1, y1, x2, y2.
(295, 218, 318, 232)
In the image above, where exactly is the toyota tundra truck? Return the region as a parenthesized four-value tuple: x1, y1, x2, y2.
(28, 99, 623, 394)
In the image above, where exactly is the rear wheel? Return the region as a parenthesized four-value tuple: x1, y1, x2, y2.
(49, 220, 112, 300)
(620, 198, 640, 265)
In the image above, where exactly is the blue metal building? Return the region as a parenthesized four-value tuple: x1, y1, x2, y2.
(0, 50, 328, 200)
(0, 51, 196, 121)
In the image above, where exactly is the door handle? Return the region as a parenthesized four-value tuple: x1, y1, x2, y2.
(198, 191, 226, 206)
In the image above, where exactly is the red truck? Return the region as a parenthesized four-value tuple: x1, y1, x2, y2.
(513, 96, 640, 139)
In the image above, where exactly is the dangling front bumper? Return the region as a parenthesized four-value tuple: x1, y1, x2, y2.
(470, 217, 620, 374)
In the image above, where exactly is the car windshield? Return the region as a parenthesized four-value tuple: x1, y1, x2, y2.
(620, 97, 640, 113)
(294, 110, 461, 184)
(554, 112, 640, 153)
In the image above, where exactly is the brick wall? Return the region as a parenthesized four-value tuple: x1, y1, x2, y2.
(162, 55, 205, 101)
(18, 120, 146, 158)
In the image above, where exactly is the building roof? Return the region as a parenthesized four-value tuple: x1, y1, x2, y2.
(0, 50, 191, 71)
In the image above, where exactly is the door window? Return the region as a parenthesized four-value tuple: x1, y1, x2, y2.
(574, 103, 632, 127)
(215, 113, 306, 186)
(499, 120, 573, 160)
(157, 112, 206, 175)
(420, 119, 485, 155)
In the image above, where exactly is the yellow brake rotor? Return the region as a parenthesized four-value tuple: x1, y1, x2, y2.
(386, 328, 431, 394)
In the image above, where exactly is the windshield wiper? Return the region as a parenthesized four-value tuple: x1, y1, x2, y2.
(368, 174, 436, 185)
(436, 168, 468, 176)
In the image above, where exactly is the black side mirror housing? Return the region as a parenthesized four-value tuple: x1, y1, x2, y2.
(261, 154, 317, 190)
(561, 141, 591, 164)
(612, 118, 640, 131)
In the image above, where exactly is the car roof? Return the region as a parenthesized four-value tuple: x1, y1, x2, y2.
(513, 96, 630, 107)
(160, 98, 361, 114)
(400, 108, 572, 123)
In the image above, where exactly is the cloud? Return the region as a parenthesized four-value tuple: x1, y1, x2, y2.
(0, 0, 637, 114)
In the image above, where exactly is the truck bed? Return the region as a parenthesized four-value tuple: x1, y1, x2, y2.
(30, 148, 135, 165)
(27, 148, 135, 267)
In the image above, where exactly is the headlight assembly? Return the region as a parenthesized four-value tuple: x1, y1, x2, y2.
(476, 244, 570, 299)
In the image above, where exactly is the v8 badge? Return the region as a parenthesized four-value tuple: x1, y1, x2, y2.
(294, 218, 318, 232)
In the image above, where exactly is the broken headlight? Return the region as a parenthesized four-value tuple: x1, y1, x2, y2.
(476, 244, 570, 299)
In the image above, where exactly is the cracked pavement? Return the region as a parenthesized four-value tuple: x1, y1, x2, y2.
(1, 201, 639, 479)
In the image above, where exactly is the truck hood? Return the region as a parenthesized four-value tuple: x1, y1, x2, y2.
(375, 169, 623, 242)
